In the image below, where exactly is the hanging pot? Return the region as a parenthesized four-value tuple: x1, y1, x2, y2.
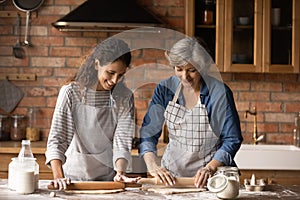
(12, 0, 44, 46)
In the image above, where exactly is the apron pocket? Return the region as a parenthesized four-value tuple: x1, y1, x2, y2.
(64, 149, 114, 181)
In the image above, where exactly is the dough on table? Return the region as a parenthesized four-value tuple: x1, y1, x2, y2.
(143, 186, 206, 195)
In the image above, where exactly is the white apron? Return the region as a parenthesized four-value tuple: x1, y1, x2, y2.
(162, 83, 220, 177)
(63, 93, 117, 181)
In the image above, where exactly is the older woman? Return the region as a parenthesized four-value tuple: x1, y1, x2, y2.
(139, 37, 243, 188)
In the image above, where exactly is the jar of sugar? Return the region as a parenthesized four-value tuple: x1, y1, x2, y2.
(207, 166, 240, 199)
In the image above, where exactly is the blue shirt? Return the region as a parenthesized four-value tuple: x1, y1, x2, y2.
(139, 75, 243, 166)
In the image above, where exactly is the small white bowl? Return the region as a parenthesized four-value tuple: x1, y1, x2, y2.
(238, 17, 250, 25)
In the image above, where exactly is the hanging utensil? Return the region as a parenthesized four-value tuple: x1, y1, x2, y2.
(12, 0, 44, 47)
(13, 14, 25, 59)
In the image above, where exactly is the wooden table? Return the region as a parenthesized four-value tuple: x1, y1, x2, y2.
(0, 179, 300, 200)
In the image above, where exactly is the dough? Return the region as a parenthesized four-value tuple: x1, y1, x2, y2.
(144, 186, 206, 195)
(64, 188, 124, 194)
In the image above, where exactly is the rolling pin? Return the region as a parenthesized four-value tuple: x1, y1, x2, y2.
(138, 177, 195, 187)
(48, 181, 126, 190)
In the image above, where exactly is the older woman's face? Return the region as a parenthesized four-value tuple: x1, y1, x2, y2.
(175, 63, 201, 90)
(95, 60, 127, 90)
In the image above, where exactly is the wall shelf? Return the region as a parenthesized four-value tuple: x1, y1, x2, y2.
(0, 74, 36, 81)
(0, 11, 36, 18)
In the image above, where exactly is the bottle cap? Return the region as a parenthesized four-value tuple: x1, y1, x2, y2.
(22, 140, 31, 145)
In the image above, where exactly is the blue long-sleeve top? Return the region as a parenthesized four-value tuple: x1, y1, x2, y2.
(139, 75, 243, 166)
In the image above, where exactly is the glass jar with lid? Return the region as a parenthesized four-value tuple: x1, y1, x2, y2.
(0, 114, 10, 141)
(202, 0, 215, 25)
(26, 108, 40, 141)
(207, 166, 240, 199)
(10, 115, 26, 141)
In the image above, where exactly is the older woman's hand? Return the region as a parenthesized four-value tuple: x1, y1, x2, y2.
(194, 166, 213, 188)
(49, 177, 71, 190)
(149, 166, 176, 186)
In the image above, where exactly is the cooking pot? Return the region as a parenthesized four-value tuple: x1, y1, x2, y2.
(12, 0, 44, 46)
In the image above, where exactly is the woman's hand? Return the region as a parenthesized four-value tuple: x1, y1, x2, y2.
(113, 174, 141, 183)
(49, 177, 71, 190)
(143, 152, 175, 186)
(149, 166, 176, 186)
(194, 166, 213, 188)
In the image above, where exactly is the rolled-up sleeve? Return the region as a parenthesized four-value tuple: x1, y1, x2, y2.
(113, 92, 135, 171)
(139, 78, 177, 157)
(45, 85, 75, 167)
(204, 81, 243, 166)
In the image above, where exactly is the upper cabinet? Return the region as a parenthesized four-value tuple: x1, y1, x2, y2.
(185, 0, 300, 73)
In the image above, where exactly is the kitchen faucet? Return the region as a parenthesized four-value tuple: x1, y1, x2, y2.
(244, 107, 264, 145)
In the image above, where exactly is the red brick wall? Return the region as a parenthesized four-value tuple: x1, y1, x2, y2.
(0, 0, 299, 144)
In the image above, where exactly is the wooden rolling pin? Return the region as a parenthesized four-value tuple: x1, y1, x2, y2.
(138, 177, 195, 187)
(48, 181, 126, 190)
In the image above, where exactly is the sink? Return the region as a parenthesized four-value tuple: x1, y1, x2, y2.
(235, 144, 300, 170)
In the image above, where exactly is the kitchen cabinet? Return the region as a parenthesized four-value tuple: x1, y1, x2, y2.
(185, 0, 300, 73)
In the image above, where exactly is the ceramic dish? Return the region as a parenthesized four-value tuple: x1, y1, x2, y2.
(244, 178, 266, 191)
(237, 17, 250, 25)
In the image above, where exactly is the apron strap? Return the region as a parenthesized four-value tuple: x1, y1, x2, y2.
(162, 83, 182, 139)
(172, 83, 182, 103)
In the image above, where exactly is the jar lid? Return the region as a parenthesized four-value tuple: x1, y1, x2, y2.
(216, 166, 239, 172)
(207, 175, 228, 193)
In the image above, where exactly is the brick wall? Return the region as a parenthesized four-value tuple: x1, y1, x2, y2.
(0, 0, 299, 144)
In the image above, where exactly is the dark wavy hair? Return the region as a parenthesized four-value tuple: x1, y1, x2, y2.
(73, 38, 131, 88)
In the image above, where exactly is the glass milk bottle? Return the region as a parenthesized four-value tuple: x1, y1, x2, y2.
(8, 140, 39, 193)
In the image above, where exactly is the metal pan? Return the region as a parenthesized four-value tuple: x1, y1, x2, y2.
(12, 0, 44, 46)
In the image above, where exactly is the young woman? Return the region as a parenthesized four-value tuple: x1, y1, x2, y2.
(139, 37, 243, 188)
(46, 38, 139, 190)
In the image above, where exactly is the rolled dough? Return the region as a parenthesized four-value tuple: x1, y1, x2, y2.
(143, 186, 206, 195)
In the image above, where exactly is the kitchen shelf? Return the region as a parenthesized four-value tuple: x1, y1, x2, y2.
(0, 74, 36, 81)
(185, 0, 300, 73)
(0, 11, 36, 18)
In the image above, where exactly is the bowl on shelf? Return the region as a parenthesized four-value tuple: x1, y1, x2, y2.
(232, 54, 251, 64)
(237, 17, 250, 25)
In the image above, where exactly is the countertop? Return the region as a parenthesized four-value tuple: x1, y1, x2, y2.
(0, 141, 167, 156)
(1, 179, 300, 200)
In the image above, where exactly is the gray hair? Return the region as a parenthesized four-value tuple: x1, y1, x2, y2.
(165, 37, 214, 74)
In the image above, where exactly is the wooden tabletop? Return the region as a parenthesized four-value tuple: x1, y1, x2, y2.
(1, 179, 300, 200)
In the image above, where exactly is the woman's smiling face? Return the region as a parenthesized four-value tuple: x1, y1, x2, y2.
(175, 63, 201, 90)
(95, 59, 127, 90)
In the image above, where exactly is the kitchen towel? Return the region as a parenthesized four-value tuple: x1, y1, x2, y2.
(0, 79, 24, 113)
